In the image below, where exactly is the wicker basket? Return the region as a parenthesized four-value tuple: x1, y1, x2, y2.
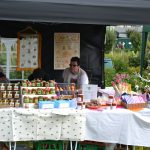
(121, 101, 147, 109)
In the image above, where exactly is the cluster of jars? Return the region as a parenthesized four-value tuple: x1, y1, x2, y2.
(0, 83, 19, 91)
(22, 79, 55, 87)
(23, 96, 56, 103)
(22, 88, 55, 95)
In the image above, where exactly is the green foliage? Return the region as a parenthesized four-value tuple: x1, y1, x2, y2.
(0, 53, 7, 65)
(128, 56, 140, 67)
(113, 59, 129, 73)
(126, 67, 140, 91)
(104, 27, 149, 91)
(109, 50, 129, 73)
(104, 27, 117, 53)
(147, 40, 150, 50)
(105, 68, 116, 87)
(10, 71, 22, 79)
(24, 71, 32, 79)
(129, 72, 149, 93)
(126, 29, 141, 54)
(129, 56, 148, 69)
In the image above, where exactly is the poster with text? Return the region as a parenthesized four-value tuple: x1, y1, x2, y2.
(54, 33, 80, 70)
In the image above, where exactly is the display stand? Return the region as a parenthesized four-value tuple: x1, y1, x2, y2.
(20, 86, 56, 108)
(0, 83, 20, 108)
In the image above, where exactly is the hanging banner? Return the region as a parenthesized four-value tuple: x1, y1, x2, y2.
(17, 27, 41, 71)
(54, 33, 80, 70)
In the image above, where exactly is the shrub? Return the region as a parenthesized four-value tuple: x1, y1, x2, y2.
(129, 56, 148, 69)
(113, 59, 129, 73)
(105, 68, 116, 87)
(129, 56, 140, 67)
(126, 29, 141, 54)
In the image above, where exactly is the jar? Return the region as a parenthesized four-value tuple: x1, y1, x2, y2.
(22, 80, 28, 87)
(0, 83, 5, 90)
(37, 88, 43, 95)
(31, 81, 36, 87)
(22, 88, 27, 95)
(14, 83, 19, 91)
(32, 89, 37, 94)
(2, 91, 7, 98)
(77, 94, 83, 102)
(38, 96, 43, 101)
(7, 91, 12, 98)
(10, 99, 14, 107)
(34, 97, 39, 104)
(29, 97, 33, 103)
(36, 80, 41, 87)
(50, 88, 55, 94)
(45, 82, 50, 87)
(15, 100, 20, 108)
(24, 96, 29, 103)
(7, 83, 12, 90)
(107, 95, 115, 110)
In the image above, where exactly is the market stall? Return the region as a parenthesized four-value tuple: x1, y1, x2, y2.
(0, 79, 149, 150)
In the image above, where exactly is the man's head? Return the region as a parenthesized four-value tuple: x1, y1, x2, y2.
(69, 57, 80, 74)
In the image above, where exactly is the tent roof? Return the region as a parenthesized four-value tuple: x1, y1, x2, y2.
(0, 0, 150, 25)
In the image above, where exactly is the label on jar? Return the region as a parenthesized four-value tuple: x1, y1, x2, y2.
(0, 85, 5, 90)
(14, 85, 19, 90)
(7, 85, 12, 90)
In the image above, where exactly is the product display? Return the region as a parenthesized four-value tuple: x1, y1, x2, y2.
(0, 83, 20, 108)
(21, 80, 56, 108)
(20, 80, 77, 109)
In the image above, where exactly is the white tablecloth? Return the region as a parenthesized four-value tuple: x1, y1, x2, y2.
(1, 108, 150, 147)
(0, 108, 86, 142)
(85, 108, 150, 147)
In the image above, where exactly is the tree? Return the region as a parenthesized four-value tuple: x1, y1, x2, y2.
(126, 29, 141, 54)
(104, 27, 117, 53)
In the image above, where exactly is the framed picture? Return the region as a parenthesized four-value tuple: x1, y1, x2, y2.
(17, 27, 41, 70)
(54, 33, 80, 70)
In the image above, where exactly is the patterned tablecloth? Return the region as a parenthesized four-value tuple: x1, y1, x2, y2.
(0, 108, 86, 142)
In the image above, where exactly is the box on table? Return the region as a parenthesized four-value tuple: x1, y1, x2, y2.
(38, 101, 55, 109)
(54, 100, 70, 108)
(69, 98, 77, 108)
(121, 94, 147, 109)
(121, 101, 147, 109)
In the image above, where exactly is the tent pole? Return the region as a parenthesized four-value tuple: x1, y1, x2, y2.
(140, 32, 148, 76)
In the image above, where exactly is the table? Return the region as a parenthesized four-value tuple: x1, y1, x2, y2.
(0, 108, 150, 147)
(85, 108, 150, 147)
(0, 108, 86, 142)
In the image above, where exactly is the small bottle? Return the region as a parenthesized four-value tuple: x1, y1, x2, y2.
(107, 95, 114, 110)
(147, 93, 150, 108)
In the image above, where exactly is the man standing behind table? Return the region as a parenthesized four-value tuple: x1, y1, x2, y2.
(62, 57, 89, 88)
